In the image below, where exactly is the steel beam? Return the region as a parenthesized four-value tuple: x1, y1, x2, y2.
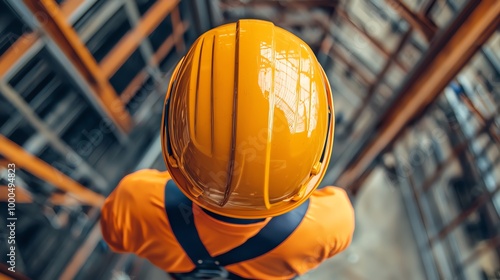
(419, 131, 477, 194)
(0, 135, 105, 206)
(329, 45, 374, 86)
(78, 0, 124, 43)
(0, 33, 38, 79)
(0, 80, 109, 192)
(385, 0, 437, 41)
(120, 69, 150, 104)
(0, 185, 80, 206)
(49, 193, 80, 207)
(19, 0, 132, 133)
(422, 0, 437, 17)
(342, 29, 412, 136)
(393, 141, 442, 279)
(459, 95, 500, 143)
(60, 0, 85, 17)
(336, 9, 391, 56)
(430, 183, 500, 245)
(220, 0, 339, 8)
(100, 0, 180, 78)
(58, 223, 103, 280)
(0, 185, 32, 203)
(336, 0, 500, 189)
(335, 8, 408, 72)
(151, 21, 189, 66)
(171, 6, 186, 53)
(123, 0, 162, 81)
(458, 235, 500, 271)
(0, 0, 91, 81)
(120, 20, 189, 105)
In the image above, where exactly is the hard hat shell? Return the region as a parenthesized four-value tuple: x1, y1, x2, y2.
(161, 19, 335, 219)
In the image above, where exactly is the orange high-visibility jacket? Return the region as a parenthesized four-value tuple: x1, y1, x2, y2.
(100, 169, 355, 279)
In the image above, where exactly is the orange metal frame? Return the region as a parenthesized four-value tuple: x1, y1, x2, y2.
(171, 6, 186, 53)
(0, 185, 32, 203)
(0, 33, 38, 78)
(0, 0, 192, 133)
(0, 0, 189, 207)
(385, 0, 437, 41)
(0, 135, 105, 206)
(0, 185, 81, 206)
(152, 21, 189, 65)
(23, 0, 133, 133)
(100, 0, 180, 78)
(329, 45, 374, 86)
(337, 0, 500, 189)
(336, 8, 409, 72)
(60, 0, 85, 17)
(121, 20, 189, 104)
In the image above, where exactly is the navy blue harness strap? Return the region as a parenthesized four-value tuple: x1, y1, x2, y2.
(216, 198, 309, 266)
(164, 180, 309, 267)
(165, 180, 213, 262)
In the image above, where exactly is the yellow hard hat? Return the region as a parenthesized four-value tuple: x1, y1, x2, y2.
(161, 19, 334, 219)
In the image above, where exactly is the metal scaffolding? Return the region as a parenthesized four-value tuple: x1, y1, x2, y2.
(0, 0, 498, 279)
(0, 0, 193, 278)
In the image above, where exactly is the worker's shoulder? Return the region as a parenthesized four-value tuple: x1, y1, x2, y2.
(282, 187, 354, 265)
(112, 169, 171, 199)
(311, 186, 353, 208)
(119, 169, 171, 187)
(306, 186, 355, 233)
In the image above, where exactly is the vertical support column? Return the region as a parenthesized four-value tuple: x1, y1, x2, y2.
(336, 0, 500, 189)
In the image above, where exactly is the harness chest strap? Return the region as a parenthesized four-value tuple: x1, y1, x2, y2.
(164, 180, 309, 279)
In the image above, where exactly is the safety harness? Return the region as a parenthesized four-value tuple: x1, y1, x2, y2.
(165, 180, 309, 279)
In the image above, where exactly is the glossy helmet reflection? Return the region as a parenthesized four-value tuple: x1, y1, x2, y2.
(161, 19, 335, 219)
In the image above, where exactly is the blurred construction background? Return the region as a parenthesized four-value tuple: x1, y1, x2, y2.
(0, 0, 499, 279)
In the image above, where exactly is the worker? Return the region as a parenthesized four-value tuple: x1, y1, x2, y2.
(100, 19, 355, 279)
